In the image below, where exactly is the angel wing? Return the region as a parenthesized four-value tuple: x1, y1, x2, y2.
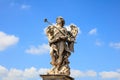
(66, 24, 78, 52)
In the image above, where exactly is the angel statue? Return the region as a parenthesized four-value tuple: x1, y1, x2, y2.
(45, 16, 78, 75)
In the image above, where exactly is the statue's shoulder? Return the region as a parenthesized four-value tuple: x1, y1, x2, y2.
(45, 25, 55, 36)
(61, 27, 67, 31)
(47, 25, 54, 29)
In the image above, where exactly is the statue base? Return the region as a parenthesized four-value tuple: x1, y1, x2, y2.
(40, 74, 74, 80)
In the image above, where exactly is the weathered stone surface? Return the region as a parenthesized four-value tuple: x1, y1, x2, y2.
(45, 17, 78, 75)
(40, 75, 74, 80)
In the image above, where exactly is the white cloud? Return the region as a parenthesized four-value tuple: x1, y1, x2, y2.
(25, 44, 50, 55)
(20, 4, 31, 10)
(85, 70, 97, 77)
(23, 67, 38, 78)
(10, 2, 31, 10)
(38, 68, 49, 74)
(99, 71, 120, 79)
(110, 42, 120, 49)
(4, 68, 23, 80)
(71, 69, 97, 78)
(95, 40, 103, 47)
(88, 28, 97, 35)
(2, 65, 120, 80)
(117, 69, 120, 72)
(0, 31, 19, 51)
(0, 65, 8, 77)
(0, 65, 49, 80)
(71, 69, 84, 78)
(0, 65, 97, 80)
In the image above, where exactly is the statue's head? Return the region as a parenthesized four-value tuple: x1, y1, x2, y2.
(56, 16, 65, 27)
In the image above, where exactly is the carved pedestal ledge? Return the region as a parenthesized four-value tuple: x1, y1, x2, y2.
(40, 75, 74, 80)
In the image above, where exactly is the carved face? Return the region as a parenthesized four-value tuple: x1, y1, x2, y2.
(56, 17, 65, 27)
(56, 18, 62, 24)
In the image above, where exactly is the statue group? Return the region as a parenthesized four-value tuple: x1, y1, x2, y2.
(45, 16, 78, 76)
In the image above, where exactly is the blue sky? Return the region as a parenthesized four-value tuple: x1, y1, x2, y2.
(0, 0, 120, 80)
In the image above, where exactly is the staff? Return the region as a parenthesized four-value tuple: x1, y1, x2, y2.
(44, 18, 67, 36)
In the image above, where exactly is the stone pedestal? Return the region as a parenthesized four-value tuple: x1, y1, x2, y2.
(40, 75, 74, 80)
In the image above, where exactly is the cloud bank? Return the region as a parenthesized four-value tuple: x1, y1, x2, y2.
(99, 71, 120, 79)
(0, 65, 48, 80)
(20, 4, 31, 10)
(10, 2, 31, 10)
(0, 31, 19, 51)
(88, 28, 97, 35)
(25, 44, 50, 54)
(1, 65, 120, 80)
(110, 42, 120, 49)
(71, 69, 97, 78)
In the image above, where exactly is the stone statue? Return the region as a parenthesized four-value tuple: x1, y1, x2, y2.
(45, 16, 78, 76)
